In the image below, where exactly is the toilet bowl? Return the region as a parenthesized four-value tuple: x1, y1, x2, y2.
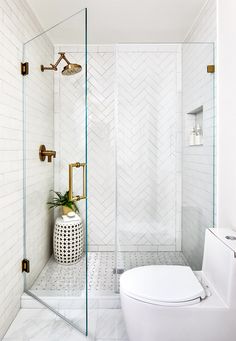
(120, 228, 236, 341)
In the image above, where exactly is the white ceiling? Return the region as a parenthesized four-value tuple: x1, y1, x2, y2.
(26, 0, 207, 44)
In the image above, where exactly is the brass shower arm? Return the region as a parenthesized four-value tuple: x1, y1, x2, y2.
(60, 53, 71, 65)
(54, 53, 70, 67)
(41, 64, 57, 71)
(41, 52, 70, 72)
(41, 52, 82, 75)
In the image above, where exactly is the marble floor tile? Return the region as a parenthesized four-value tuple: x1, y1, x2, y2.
(3, 309, 93, 341)
(3, 308, 128, 341)
(95, 309, 128, 340)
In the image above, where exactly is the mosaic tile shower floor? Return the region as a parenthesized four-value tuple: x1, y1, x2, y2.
(31, 252, 188, 296)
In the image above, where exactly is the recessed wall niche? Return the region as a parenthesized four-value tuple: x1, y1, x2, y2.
(187, 105, 203, 146)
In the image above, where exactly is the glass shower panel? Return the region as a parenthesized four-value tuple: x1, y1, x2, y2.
(23, 9, 88, 334)
(181, 42, 215, 270)
(115, 43, 215, 288)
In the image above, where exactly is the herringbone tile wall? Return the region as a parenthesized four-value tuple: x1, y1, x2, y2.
(54, 44, 181, 251)
(54, 48, 87, 225)
(54, 45, 116, 251)
(116, 45, 181, 251)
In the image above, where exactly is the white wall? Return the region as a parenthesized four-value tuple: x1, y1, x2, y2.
(0, 0, 53, 337)
(24, 35, 54, 288)
(182, 0, 216, 269)
(216, 0, 236, 229)
(26, 0, 208, 44)
(185, 0, 216, 42)
(182, 43, 215, 269)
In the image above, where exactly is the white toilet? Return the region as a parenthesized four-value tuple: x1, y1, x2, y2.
(120, 228, 236, 341)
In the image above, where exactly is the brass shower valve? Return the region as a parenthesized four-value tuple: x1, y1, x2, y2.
(39, 145, 56, 162)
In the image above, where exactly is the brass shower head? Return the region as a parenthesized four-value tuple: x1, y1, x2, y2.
(62, 63, 82, 76)
(41, 52, 82, 76)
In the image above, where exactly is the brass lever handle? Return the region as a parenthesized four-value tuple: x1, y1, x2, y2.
(39, 145, 56, 162)
(69, 162, 86, 201)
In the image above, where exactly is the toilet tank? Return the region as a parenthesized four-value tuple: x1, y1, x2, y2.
(202, 228, 236, 306)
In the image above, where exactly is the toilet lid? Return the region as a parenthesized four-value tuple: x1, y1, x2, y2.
(120, 265, 206, 306)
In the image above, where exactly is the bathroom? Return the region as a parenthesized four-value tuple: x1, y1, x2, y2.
(0, 0, 236, 340)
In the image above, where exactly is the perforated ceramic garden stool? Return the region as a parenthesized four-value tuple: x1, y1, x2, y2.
(53, 217, 84, 265)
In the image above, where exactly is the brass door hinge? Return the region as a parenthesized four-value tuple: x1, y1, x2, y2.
(21, 62, 29, 76)
(22, 259, 30, 273)
(207, 65, 215, 73)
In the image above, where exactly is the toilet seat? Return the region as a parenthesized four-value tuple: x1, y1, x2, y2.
(120, 265, 206, 306)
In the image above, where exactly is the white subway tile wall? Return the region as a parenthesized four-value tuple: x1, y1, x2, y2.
(0, 0, 53, 337)
(182, 0, 216, 269)
(24, 36, 54, 287)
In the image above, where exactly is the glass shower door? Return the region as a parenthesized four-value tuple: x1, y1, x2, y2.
(22, 9, 88, 334)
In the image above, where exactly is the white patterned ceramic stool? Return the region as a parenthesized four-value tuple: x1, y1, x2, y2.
(53, 217, 84, 264)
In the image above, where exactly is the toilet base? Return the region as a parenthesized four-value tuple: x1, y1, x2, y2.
(121, 293, 236, 341)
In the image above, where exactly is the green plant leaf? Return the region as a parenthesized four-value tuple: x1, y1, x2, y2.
(47, 190, 80, 214)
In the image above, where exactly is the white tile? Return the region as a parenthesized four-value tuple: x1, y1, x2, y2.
(95, 309, 128, 340)
(3, 309, 88, 341)
(3, 308, 129, 341)
(182, 42, 215, 269)
(0, 0, 54, 337)
(115, 47, 180, 250)
(158, 245, 176, 252)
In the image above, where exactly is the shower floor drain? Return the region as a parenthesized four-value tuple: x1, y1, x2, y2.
(113, 268, 124, 275)
(225, 235, 236, 240)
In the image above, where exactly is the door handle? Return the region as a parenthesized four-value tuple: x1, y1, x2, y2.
(69, 162, 86, 201)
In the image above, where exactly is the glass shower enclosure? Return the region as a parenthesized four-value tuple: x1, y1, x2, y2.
(22, 10, 215, 336)
(22, 9, 88, 334)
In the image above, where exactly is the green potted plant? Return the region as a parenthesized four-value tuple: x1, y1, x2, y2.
(47, 190, 79, 215)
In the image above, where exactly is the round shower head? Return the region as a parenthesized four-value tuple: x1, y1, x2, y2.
(62, 63, 82, 76)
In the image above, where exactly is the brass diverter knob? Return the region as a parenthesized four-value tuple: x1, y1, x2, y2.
(39, 145, 56, 163)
